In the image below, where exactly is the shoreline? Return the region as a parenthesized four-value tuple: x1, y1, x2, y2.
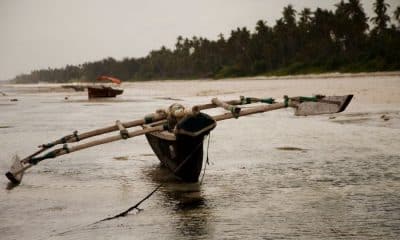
(244, 71, 400, 81)
(1, 73, 399, 106)
(1, 71, 400, 85)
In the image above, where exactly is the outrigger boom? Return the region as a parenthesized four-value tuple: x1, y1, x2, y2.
(5, 94, 353, 184)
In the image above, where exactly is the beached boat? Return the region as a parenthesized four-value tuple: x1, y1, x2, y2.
(145, 112, 216, 182)
(143, 95, 354, 182)
(5, 94, 353, 184)
(87, 85, 123, 98)
(87, 75, 123, 99)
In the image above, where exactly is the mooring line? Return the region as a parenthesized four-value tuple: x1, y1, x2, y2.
(52, 184, 162, 237)
(54, 137, 207, 237)
(200, 133, 211, 184)
(94, 183, 163, 223)
(96, 141, 205, 220)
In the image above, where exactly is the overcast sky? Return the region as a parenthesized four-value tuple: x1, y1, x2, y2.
(0, 0, 398, 80)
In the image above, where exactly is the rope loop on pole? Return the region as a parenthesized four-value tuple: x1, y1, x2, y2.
(284, 95, 289, 107)
(144, 115, 154, 124)
(73, 130, 80, 141)
(63, 144, 70, 153)
(229, 106, 241, 118)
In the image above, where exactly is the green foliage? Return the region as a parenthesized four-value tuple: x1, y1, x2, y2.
(372, 0, 391, 34)
(395, 6, 400, 25)
(214, 65, 246, 79)
(12, 0, 400, 84)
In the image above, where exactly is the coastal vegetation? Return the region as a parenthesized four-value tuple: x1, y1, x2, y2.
(12, 0, 400, 83)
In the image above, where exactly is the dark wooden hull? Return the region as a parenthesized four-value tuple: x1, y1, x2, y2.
(145, 133, 205, 182)
(87, 86, 123, 98)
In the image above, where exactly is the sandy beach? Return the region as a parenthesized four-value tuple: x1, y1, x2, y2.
(1, 73, 400, 239)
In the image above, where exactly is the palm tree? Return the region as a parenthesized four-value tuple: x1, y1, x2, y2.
(282, 5, 297, 27)
(175, 35, 183, 51)
(347, 0, 369, 34)
(371, 0, 391, 33)
(299, 8, 312, 27)
(255, 20, 268, 35)
(394, 6, 400, 27)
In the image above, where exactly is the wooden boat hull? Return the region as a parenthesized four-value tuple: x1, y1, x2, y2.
(87, 86, 123, 98)
(145, 133, 205, 182)
(145, 113, 216, 182)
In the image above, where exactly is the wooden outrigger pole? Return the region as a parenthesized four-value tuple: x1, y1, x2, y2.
(5, 94, 353, 184)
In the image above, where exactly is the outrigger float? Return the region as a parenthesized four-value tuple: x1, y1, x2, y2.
(5, 94, 353, 184)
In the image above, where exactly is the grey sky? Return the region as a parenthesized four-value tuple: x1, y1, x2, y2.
(0, 0, 398, 80)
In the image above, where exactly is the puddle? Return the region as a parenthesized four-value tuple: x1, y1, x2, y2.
(276, 146, 308, 151)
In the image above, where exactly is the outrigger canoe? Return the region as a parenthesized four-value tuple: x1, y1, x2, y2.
(5, 94, 353, 184)
(145, 112, 216, 182)
(87, 75, 124, 99)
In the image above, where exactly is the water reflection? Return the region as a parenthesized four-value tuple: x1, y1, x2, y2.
(145, 164, 212, 239)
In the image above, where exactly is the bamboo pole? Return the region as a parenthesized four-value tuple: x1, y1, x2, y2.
(116, 120, 129, 139)
(41, 96, 266, 148)
(67, 125, 165, 154)
(213, 102, 289, 121)
(192, 96, 275, 113)
(39, 112, 168, 148)
(192, 99, 242, 112)
(73, 114, 165, 141)
(6, 94, 354, 184)
(7, 96, 278, 179)
(23, 101, 288, 168)
(211, 98, 241, 116)
(60, 96, 274, 146)
(8, 125, 166, 177)
(10, 99, 275, 170)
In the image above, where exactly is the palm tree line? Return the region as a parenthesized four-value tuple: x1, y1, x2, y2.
(13, 0, 400, 83)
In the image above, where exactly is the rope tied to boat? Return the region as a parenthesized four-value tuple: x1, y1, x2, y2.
(144, 109, 168, 124)
(284, 95, 289, 108)
(92, 136, 206, 224)
(200, 133, 211, 184)
(40, 130, 81, 148)
(116, 120, 129, 139)
(260, 98, 275, 104)
(144, 115, 154, 124)
(229, 105, 240, 118)
(167, 103, 186, 130)
(73, 130, 80, 141)
(63, 144, 70, 153)
(240, 96, 275, 105)
(29, 151, 57, 165)
(240, 96, 251, 104)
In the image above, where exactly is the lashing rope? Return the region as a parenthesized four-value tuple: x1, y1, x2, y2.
(200, 133, 211, 184)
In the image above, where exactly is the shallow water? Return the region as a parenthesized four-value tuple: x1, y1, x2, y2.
(1, 76, 400, 239)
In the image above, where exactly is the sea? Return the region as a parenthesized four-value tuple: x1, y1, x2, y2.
(1, 75, 399, 239)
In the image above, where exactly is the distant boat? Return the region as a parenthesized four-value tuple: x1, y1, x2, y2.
(87, 76, 123, 99)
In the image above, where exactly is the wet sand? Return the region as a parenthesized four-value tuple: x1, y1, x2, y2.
(1, 73, 400, 239)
